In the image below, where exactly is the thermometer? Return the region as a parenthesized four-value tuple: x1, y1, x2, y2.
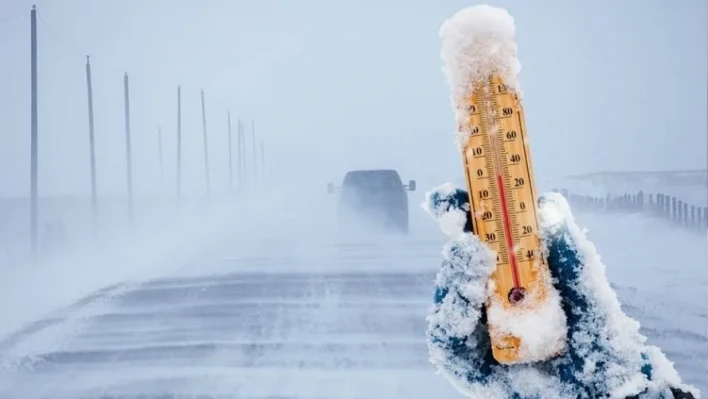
(461, 73, 556, 364)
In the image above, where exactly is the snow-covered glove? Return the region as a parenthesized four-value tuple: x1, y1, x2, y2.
(423, 183, 700, 399)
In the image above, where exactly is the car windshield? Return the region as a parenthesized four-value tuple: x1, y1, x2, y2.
(344, 171, 401, 193)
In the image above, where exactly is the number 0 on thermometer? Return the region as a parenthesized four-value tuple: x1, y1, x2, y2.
(461, 73, 552, 364)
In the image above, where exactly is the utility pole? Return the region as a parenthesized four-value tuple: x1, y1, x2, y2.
(251, 119, 257, 187)
(30, 4, 39, 259)
(86, 55, 97, 232)
(200, 89, 210, 196)
(123, 73, 133, 225)
(176, 86, 182, 201)
(228, 112, 233, 191)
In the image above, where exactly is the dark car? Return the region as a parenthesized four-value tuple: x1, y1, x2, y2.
(328, 169, 416, 233)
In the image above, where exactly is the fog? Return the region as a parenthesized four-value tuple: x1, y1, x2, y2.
(0, 1, 706, 397)
(1, 0, 706, 199)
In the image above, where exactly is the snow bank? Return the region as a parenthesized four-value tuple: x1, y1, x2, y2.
(439, 4, 521, 148)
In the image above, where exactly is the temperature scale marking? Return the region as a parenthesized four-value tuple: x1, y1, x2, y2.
(461, 74, 550, 364)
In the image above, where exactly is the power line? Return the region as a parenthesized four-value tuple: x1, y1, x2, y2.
(36, 13, 84, 59)
(0, 8, 26, 24)
(35, 11, 124, 77)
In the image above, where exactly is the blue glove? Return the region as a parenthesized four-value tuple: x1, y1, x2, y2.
(423, 183, 700, 399)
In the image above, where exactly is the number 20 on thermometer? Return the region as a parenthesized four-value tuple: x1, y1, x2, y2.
(461, 74, 553, 364)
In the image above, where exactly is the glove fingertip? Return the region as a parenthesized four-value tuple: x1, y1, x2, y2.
(423, 183, 472, 236)
(422, 183, 470, 220)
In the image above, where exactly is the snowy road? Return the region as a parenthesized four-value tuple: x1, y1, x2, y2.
(0, 208, 705, 398)
(0, 271, 453, 398)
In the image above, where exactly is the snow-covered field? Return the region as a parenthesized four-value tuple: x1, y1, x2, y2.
(0, 187, 704, 398)
(547, 170, 707, 208)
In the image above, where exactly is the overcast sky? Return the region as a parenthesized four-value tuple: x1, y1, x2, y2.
(0, 0, 705, 198)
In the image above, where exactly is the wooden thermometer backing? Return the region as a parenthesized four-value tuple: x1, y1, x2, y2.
(461, 74, 549, 364)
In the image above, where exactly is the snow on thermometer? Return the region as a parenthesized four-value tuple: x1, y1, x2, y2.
(441, 5, 566, 364)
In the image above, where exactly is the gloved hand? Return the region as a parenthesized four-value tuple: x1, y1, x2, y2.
(423, 183, 700, 399)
